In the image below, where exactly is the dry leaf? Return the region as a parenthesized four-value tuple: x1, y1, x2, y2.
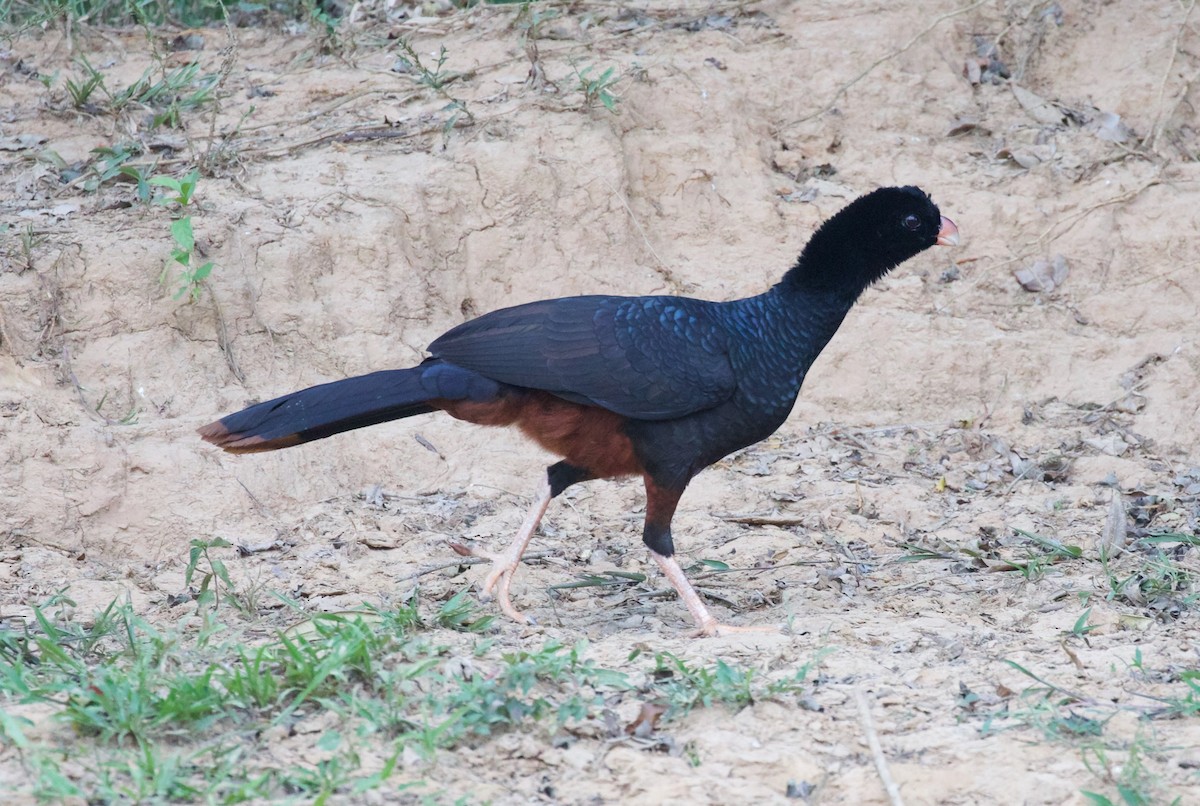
(1084, 434, 1129, 457)
(624, 702, 667, 738)
(359, 531, 400, 549)
(1011, 85, 1065, 126)
(1099, 491, 1127, 559)
(0, 133, 47, 151)
(947, 117, 986, 137)
(997, 146, 1042, 170)
(963, 58, 983, 85)
(1087, 111, 1131, 144)
(1118, 614, 1152, 632)
(1014, 255, 1069, 292)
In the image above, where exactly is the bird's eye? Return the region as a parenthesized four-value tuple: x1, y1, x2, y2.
(902, 214, 921, 231)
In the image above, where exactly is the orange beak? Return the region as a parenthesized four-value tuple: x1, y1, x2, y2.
(937, 216, 960, 247)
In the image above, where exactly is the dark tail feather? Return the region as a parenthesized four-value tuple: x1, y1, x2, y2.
(199, 368, 441, 453)
(199, 361, 506, 454)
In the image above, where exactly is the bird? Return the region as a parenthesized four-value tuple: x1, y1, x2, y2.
(199, 186, 959, 636)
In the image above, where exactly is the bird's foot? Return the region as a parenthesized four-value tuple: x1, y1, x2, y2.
(481, 555, 533, 625)
(690, 619, 780, 639)
(446, 479, 551, 627)
(448, 540, 533, 625)
(649, 551, 779, 638)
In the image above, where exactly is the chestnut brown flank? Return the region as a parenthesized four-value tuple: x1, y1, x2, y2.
(432, 391, 641, 480)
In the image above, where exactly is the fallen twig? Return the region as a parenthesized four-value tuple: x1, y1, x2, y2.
(252, 117, 475, 159)
(987, 173, 1164, 274)
(1143, 0, 1198, 152)
(205, 282, 245, 384)
(717, 513, 807, 526)
(599, 176, 684, 293)
(1029, 173, 1162, 249)
(61, 345, 117, 426)
(405, 549, 554, 581)
(855, 689, 905, 806)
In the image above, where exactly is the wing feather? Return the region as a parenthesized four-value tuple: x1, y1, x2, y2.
(427, 295, 736, 420)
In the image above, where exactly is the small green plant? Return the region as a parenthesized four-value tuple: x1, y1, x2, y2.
(571, 62, 620, 112)
(513, 1, 561, 39)
(92, 389, 140, 424)
(4, 0, 238, 29)
(150, 169, 214, 301)
(392, 38, 474, 135)
(1100, 544, 1196, 615)
(434, 589, 495, 633)
(151, 169, 199, 207)
(1146, 669, 1200, 720)
(298, 0, 343, 53)
(1079, 730, 1175, 806)
(184, 537, 234, 611)
(0, 222, 46, 271)
(645, 648, 827, 715)
(394, 39, 461, 90)
(1068, 607, 1098, 638)
(1009, 528, 1083, 580)
(82, 143, 149, 193)
(111, 61, 215, 115)
(60, 55, 216, 127)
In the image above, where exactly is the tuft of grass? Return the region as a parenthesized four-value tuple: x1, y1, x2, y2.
(1080, 729, 1182, 806)
(434, 589, 495, 633)
(0, 221, 46, 272)
(967, 654, 1197, 805)
(3, 0, 304, 30)
(64, 56, 107, 109)
(393, 39, 462, 91)
(58, 54, 218, 125)
(642, 646, 832, 715)
(81, 142, 152, 194)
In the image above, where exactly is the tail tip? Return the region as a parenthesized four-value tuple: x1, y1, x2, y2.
(197, 420, 228, 443)
(198, 419, 301, 454)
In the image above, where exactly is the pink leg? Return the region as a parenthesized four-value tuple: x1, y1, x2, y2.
(651, 551, 777, 637)
(457, 476, 552, 624)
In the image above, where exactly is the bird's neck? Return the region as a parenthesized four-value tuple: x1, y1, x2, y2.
(737, 284, 856, 385)
(776, 203, 904, 301)
(761, 282, 855, 342)
(778, 244, 873, 301)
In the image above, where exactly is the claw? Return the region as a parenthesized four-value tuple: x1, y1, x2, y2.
(689, 620, 780, 638)
(482, 563, 509, 599)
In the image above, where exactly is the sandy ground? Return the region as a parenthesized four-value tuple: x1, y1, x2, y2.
(2, 0, 1200, 802)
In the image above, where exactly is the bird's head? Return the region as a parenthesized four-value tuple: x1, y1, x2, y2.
(785, 185, 958, 298)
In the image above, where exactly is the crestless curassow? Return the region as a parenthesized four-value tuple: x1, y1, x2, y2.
(199, 186, 959, 636)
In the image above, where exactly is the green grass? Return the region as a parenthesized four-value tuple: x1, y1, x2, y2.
(899, 527, 1198, 619)
(900, 520, 1198, 803)
(2, 0, 530, 31)
(4, 0, 301, 29)
(0, 592, 829, 802)
(960, 654, 1198, 805)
